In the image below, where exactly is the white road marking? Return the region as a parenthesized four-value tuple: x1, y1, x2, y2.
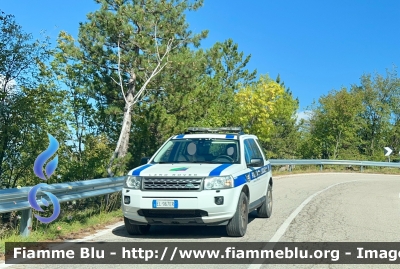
(248, 179, 359, 269)
(65, 221, 124, 242)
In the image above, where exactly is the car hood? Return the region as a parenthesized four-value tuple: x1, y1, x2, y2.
(128, 163, 242, 177)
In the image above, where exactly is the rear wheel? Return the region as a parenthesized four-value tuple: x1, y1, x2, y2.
(226, 192, 249, 237)
(124, 217, 150, 235)
(257, 183, 272, 218)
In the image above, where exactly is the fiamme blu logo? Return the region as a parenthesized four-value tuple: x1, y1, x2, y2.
(28, 133, 61, 223)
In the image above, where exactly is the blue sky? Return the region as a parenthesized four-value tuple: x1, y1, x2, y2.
(2, 0, 400, 112)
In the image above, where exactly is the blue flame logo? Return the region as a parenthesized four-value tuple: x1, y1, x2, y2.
(28, 133, 61, 223)
(28, 183, 61, 223)
(33, 134, 59, 180)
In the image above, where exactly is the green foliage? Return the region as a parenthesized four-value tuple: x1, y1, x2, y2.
(6, 1, 400, 198)
(303, 68, 400, 161)
(56, 0, 208, 130)
(128, 39, 256, 166)
(0, 10, 69, 188)
(199, 39, 256, 126)
(306, 88, 363, 159)
(263, 76, 300, 159)
(55, 0, 209, 174)
(59, 134, 113, 181)
(351, 69, 400, 159)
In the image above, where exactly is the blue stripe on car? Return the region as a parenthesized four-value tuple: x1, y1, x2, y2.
(176, 134, 185, 139)
(131, 164, 153, 176)
(208, 164, 233, 176)
(233, 164, 271, 187)
(225, 134, 235, 139)
(234, 174, 247, 186)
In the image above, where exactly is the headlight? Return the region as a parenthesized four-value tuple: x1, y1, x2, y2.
(124, 175, 142, 189)
(204, 176, 234, 190)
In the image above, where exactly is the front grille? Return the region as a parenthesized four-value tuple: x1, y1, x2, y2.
(138, 209, 208, 218)
(142, 177, 203, 191)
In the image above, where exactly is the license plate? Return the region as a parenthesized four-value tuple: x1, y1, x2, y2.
(152, 200, 178, 208)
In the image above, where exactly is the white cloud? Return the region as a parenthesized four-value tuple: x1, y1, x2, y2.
(296, 110, 312, 124)
(0, 74, 17, 95)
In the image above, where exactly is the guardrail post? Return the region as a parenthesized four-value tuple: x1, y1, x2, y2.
(320, 164, 323, 171)
(19, 208, 32, 237)
(361, 165, 364, 172)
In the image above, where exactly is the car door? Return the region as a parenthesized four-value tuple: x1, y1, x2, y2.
(243, 138, 269, 201)
(253, 138, 270, 188)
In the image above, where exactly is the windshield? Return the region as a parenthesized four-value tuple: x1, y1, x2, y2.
(152, 138, 240, 164)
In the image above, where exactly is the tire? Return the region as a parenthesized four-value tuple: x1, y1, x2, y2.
(124, 217, 150, 235)
(257, 183, 272, 218)
(226, 192, 249, 237)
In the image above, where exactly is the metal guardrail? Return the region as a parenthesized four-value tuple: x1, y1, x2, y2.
(0, 176, 125, 236)
(1, 159, 400, 237)
(269, 159, 400, 171)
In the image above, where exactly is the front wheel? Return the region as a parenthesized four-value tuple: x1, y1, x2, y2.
(226, 192, 249, 237)
(124, 217, 150, 235)
(257, 183, 272, 218)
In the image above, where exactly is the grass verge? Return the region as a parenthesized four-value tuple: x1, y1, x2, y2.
(0, 207, 123, 261)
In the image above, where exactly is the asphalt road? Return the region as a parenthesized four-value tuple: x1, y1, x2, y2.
(2, 173, 400, 269)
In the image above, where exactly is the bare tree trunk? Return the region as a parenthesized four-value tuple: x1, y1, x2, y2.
(119, 98, 133, 158)
(105, 26, 176, 177)
(334, 130, 342, 159)
(107, 75, 135, 177)
(0, 134, 8, 185)
(0, 115, 10, 185)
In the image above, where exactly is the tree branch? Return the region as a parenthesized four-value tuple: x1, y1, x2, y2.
(116, 36, 128, 104)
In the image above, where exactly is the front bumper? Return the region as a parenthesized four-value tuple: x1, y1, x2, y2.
(122, 188, 241, 226)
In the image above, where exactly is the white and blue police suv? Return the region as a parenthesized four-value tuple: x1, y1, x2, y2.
(122, 127, 273, 237)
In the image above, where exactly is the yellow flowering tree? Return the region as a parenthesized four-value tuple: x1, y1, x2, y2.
(233, 75, 285, 143)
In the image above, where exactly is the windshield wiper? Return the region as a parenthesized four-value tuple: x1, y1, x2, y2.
(156, 161, 191, 163)
(156, 161, 220, 164)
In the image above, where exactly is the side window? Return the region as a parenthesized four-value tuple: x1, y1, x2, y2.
(254, 139, 267, 160)
(244, 140, 252, 164)
(244, 138, 263, 164)
(249, 139, 263, 159)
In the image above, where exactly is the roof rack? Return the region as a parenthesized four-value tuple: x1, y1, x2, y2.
(185, 127, 244, 135)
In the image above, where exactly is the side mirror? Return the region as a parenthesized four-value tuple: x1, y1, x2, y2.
(140, 157, 150, 165)
(248, 158, 263, 167)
